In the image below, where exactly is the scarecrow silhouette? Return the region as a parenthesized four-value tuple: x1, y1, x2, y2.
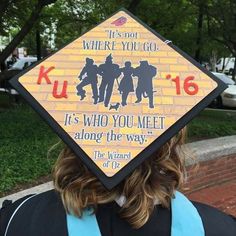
(76, 58, 99, 104)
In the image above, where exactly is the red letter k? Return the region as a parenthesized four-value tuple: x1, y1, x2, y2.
(37, 65, 55, 84)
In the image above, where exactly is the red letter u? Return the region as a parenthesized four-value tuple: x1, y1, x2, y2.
(52, 80, 68, 99)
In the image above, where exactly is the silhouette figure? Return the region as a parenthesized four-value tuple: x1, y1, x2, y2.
(118, 61, 134, 106)
(133, 61, 157, 108)
(76, 58, 99, 104)
(98, 54, 121, 107)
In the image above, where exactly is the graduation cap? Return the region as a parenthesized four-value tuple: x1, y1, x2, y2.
(10, 9, 227, 189)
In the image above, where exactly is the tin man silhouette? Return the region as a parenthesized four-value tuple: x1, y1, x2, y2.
(98, 54, 121, 107)
(76, 58, 99, 104)
(133, 61, 157, 108)
(118, 61, 134, 106)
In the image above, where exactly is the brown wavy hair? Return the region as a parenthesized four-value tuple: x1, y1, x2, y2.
(53, 128, 187, 229)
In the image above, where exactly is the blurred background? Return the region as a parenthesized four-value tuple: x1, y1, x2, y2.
(0, 0, 235, 216)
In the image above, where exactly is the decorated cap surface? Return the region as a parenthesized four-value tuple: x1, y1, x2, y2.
(10, 9, 227, 189)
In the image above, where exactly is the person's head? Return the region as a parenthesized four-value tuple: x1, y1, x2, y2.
(85, 57, 94, 65)
(53, 128, 187, 229)
(140, 60, 149, 67)
(125, 61, 131, 67)
(105, 54, 113, 64)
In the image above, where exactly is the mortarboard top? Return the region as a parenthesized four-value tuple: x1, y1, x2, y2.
(10, 9, 227, 189)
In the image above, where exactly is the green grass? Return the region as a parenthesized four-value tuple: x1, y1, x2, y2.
(0, 92, 11, 109)
(187, 109, 236, 141)
(0, 104, 236, 196)
(0, 104, 63, 195)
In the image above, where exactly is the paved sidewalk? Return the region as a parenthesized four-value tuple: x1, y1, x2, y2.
(188, 180, 236, 217)
(0, 182, 53, 206)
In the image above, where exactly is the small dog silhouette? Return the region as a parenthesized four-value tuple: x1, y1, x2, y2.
(109, 102, 120, 111)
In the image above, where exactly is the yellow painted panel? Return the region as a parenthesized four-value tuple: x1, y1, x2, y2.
(16, 10, 219, 178)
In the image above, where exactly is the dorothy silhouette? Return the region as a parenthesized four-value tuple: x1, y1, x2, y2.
(118, 61, 135, 106)
(98, 54, 121, 107)
(133, 61, 157, 108)
(76, 58, 99, 104)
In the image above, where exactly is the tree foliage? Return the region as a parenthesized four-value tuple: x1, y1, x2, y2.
(0, 0, 235, 74)
(0, 0, 56, 70)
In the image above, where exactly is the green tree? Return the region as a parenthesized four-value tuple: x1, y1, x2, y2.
(0, 0, 57, 71)
(1, 0, 234, 76)
(206, 0, 236, 79)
